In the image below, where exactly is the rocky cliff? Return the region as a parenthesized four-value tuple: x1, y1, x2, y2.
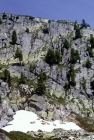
(0, 13, 94, 139)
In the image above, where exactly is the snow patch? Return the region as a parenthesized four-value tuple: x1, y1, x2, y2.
(2, 110, 81, 133)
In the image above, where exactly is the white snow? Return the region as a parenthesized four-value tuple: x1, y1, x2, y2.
(2, 110, 81, 133)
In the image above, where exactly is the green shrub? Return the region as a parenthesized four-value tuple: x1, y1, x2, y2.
(75, 28, 81, 39)
(7, 74, 11, 87)
(3, 69, 9, 80)
(15, 48, 23, 62)
(29, 64, 34, 73)
(85, 58, 92, 69)
(68, 64, 76, 87)
(86, 44, 93, 57)
(3, 69, 11, 86)
(38, 72, 47, 82)
(29, 16, 34, 20)
(91, 80, 94, 90)
(81, 19, 90, 28)
(43, 28, 49, 34)
(74, 21, 78, 30)
(54, 50, 61, 64)
(19, 72, 25, 84)
(25, 28, 29, 33)
(35, 72, 47, 95)
(90, 35, 94, 48)
(63, 39, 70, 49)
(48, 20, 51, 23)
(82, 76, 86, 90)
(16, 16, 19, 20)
(70, 48, 80, 64)
(74, 23, 82, 39)
(45, 49, 54, 65)
(64, 83, 69, 91)
(45, 49, 61, 65)
(70, 78, 76, 86)
(2, 12, 7, 19)
(35, 79, 46, 95)
(0, 18, 2, 24)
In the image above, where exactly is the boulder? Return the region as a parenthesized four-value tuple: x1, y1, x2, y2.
(53, 110, 60, 120)
(18, 97, 26, 103)
(9, 90, 20, 100)
(1, 82, 8, 89)
(47, 111, 53, 121)
(7, 108, 14, 116)
(41, 111, 47, 119)
(11, 104, 18, 112)
(49, 89, 54, 96)
(56, 84, 62, 92)
(29, 94, 46, 110)
(0, 119, 8, 128)
(43, 132, 55, 139)
(54, 91, 63, 98)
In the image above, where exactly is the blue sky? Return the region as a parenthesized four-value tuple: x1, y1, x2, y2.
(0, 0, 94, 27)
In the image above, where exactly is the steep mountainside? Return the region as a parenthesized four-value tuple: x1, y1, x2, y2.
(1, 13, 94, 139)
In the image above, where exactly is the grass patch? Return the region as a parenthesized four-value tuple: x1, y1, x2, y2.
(0, 63, 8, 70)
(58, 64, 63, 72)
(57, 97, 65, 105)
(49, 97, 66, 106)
(0, 129, 62, 140)
(0, 129, 41, 140)
(71, 112, 94, 132)
(74, 67, 81, 73)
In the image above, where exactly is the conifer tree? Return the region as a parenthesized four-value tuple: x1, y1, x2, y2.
(15, 48, 23, 62)
(12, 30, 17, 44)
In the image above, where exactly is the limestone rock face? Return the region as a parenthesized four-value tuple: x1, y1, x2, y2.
(53, 110, 60, 120)
(29, 94, 43, 105)
(1, 13, 94, 138)
(54, 91, 63, 98)
(41, 111, 47, 119)
(0, 13, 93, 101)
(7, 108, 14, 116)
(9, 90, 20, 101)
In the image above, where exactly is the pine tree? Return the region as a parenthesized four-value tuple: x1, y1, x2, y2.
(70, 48, 80, 64)
(15, 48, 23, 62)
(3, 12, 7, 19)
(75, 28, 81, 39)
(85, 59, 92, 69)
(3, 69, 9, 80)
(45, 49, 61, 65)
(63, 39, 70, 49)
(0, 18, 2, 24)
(35, 79, 46, 95)
(3, 69, 11, 86)
(45, 49, 55, 65)
(26, 28, 29, 33)
(54, 50, 61, 64)
(90, 35, 94, 48)
(12, 30, 17, 44)
(19, 72, 25, 84)
(7, 74, 11, 87)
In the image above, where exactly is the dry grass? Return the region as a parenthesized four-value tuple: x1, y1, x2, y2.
(67, 112, 94, 132)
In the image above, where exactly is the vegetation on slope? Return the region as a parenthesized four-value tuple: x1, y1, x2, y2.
(0, 129, 62, 140)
